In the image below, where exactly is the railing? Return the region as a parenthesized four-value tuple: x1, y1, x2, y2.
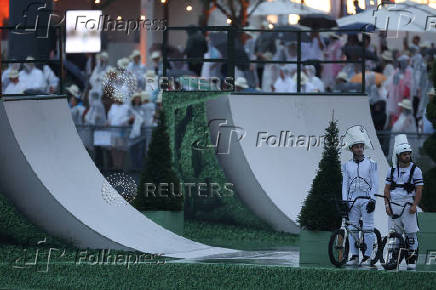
(162, 26, 367, 95)
(75, 124, 155, 174)
(0, 25, 64, 97)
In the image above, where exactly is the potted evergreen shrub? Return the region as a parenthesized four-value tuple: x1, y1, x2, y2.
(133, 111, 184, 235)
(298, 119, 342, 266)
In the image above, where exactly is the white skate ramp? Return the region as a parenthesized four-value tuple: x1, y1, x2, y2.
(206, 94, 389, 235)
(0, 96, 237, 259)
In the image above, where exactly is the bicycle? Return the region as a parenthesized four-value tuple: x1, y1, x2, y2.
(375, 194, 413, 270)
(328, 196, 382, 267)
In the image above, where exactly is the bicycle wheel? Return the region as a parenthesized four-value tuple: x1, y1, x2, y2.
(381, 232, 406, 270)
(370, 228, 382, 266)
(359, 228, 382, 266)
(328, 229, 349, 267)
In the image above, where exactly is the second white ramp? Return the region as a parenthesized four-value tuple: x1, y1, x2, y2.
(206, 94, 389, 235)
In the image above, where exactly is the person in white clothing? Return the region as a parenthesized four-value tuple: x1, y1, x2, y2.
(201, 38, 222, 78)
(384, 134, 423, 270)
(67, 84, 86, 125)
(272, 66, 293, 93)
(127, 50, 147, 90)
(2, 62, 21, 90)
(145, 70, 158, 94)
(19, 56, 46, 93)
(107, 96, 130, 169)
(289, 72, 315, 93)
(3, 70, 25, 94)
(84, 88, 107, 126)
(141, 91, 156, 153)
(305, 65, 324, 93)
(341, 125, 378, 267)
(90, 52, 112, 92)
(302, 31, 324, 61)
(42, 65, 59, 94)
(128, 92, 147, 169)
(392, 99, 416, 133)
(151, 51, 163, 76)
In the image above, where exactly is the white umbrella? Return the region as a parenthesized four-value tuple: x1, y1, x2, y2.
(251, 0, 325, 16)
(337, 0, 436, 32)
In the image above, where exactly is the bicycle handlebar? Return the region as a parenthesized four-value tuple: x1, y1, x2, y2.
(334, 196, 372, 218)
(342, 196, 371, 203)
(374, 194, 413, 219)
(374, 194, 413, 207)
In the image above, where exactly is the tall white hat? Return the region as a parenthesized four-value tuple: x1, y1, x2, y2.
(392, 134, 412, 168)
(342, 125, 373, 152)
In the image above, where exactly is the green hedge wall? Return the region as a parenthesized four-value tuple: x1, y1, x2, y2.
(163, 91, 271, 230)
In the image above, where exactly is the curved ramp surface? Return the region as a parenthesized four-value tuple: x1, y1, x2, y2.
(0, 96, 237, 259)
(206, 94, 389, 235)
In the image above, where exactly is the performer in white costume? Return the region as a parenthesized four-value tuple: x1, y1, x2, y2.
(341, 125, 378, 266)
(384, 134, 423, 270)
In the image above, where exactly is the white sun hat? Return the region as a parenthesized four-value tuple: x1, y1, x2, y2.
(117, 57, 130, 69)
(336, 71, 348, 81)
(130, 49, 141, 60)
(398, 99, 413, 111)
(66, 84, 81, 98)
(98, 51, 109, 61)
(342, 125, 373, 152)
(151, 51, 161, 60)
(8, 69, 19, 78)
(235, 77, 249, 89)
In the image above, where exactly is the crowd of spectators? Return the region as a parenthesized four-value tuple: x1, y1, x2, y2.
(2, 26, 436, 170)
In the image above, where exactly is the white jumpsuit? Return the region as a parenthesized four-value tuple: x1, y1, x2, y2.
(342, 157, 378, 257)
(385, 162, 423, 251)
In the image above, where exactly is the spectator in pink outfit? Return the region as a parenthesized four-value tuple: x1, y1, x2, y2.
(322, 32, 343, 91)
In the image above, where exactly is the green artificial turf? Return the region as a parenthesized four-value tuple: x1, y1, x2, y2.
(0, 194, 67, 248)
(0, 262, 435, 289)
(183, 220, 298, 250)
